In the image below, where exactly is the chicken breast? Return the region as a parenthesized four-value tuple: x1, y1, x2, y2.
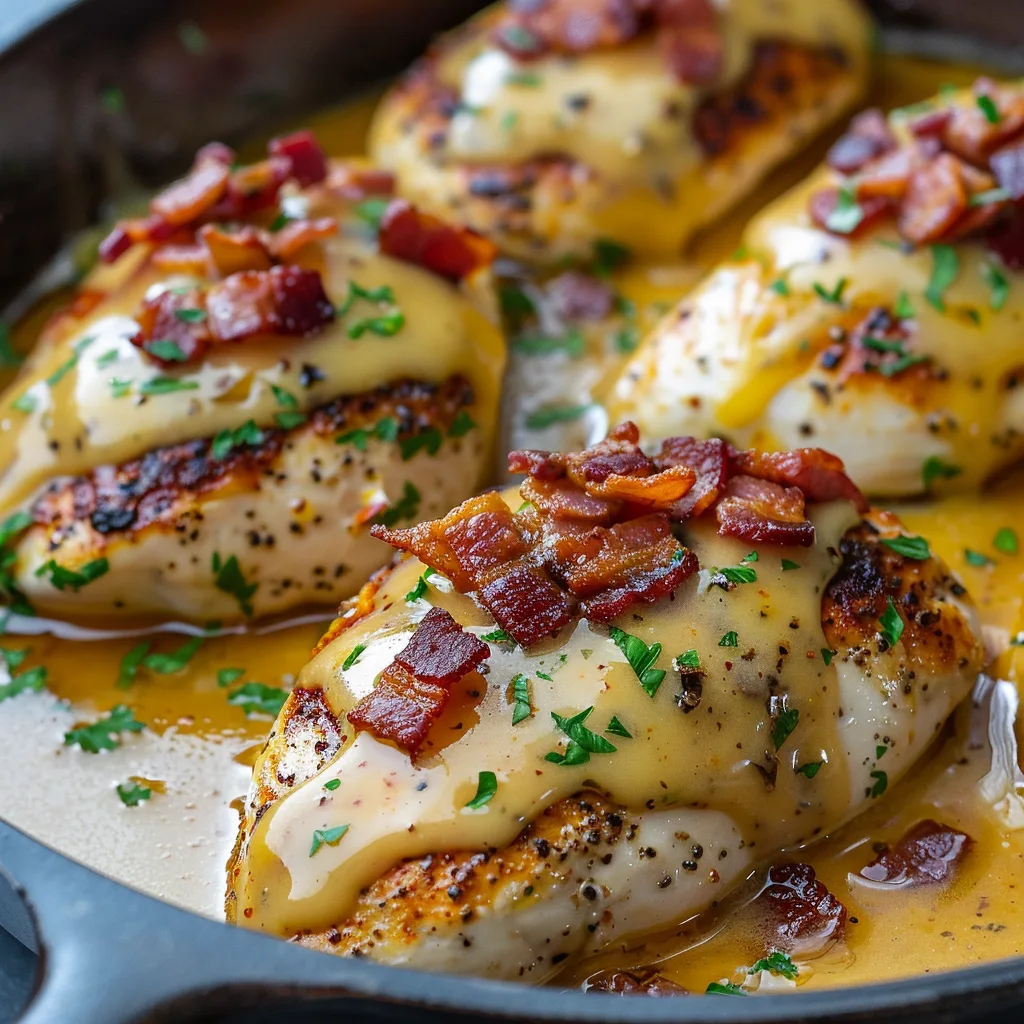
(369, 0, 871, 263)
(609, 78, 1024, 497)
(228, 427, 982, 982)
(0, 137, 505, 622)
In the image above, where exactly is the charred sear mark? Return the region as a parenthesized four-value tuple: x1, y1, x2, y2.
(31, 376, 474, 538)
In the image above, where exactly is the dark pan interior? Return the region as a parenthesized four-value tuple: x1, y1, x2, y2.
(2, 0, 1024, 1020)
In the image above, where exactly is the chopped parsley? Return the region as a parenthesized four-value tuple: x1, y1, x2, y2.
(718, 565, 757, 584)
(211, 553, 258, 616)
(354, 198, 390, 231)
(211, 419, 264, 460)
(499, 284, 535, 320)
(270, 383, 299, 408)
(117, 642, 151, 689)
(323, 778, 341, 791)
(512, 329, 585, 358)
(336, 417, 399, 450)
(511, 673, 532, 725)
(812, 277, 848, 305)
(825, 186, 864, 234)
(309, 824, 349, 857)
(372, 481, 421, 528)
(64, 704, 145, 752)
(878, 596, 904, 648)
(606, 715, 632, 738)
(706, 982, 746, 996)
(608, 626, 665, 697)
(11, 391, 38, 413)
(820, 648, 835, 666)
(796, 760, 823, 778)
(719, 631, 739, 647)
(0, 326, 22, 368)
(592, 238, 632, 277)
(524, 403, 595, 430)
(0, 664, 47, 704)
(0, 647, 28, 671)
(117, 781, 152, 807)
(96, 349, 120, 368)
(482, 628, 514, 645)
(869, 769, 888, 797)
(922, 455, 962, 491)
(405, 567, 436, 603)
(741, 551, 758, 563)
(140, 635, 203, 674)
(499, 110, 519, 133)
(217, 667, 245, 688)
(925, 244, 959, 312)
(881, 534, 930, 560)
(964, 548, 994, 567)
(399, 427, 444, 461)
(674, 649, 701, 670)
(348, 309, 405, 339)
(876, 743, 888, 759)
(781, 559, 801, 571)
(274, 411, 307, 430)
(0, 511, 31, 547)
(750, 951, 798, 980)
(894, 290, 915, 319)
(505, 70, 542, 87)
(342, 645, 366, 671)
(994, 527, 1018, 555)
(109, 378, 133, 399)
(34, 557, 109, 592)
(46, 335, 95, 388)
(546, 706, 617, 765)
(980, 261, 1010, 311)
(144, 340, 188, 364)
(769, 278, 790, 296)
(772, 706, 799, 750)
(227, 681, 288, 717)
(448, 409, 476, 438)
(465, 770, 497, 809)
(139, 377, 199, 396)
(976, 94, 1001, 124)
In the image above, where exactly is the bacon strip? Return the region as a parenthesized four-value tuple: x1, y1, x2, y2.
(858, 820, 972, 888)
(347, 607, 489, 755)
(379, 200, 496, 282)
(756, 862, 846, 954)
(716, 476, 816, 547)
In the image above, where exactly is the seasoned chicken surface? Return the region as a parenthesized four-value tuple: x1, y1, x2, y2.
(370, 0, 871, 263)
(228, 428, 982, 981)
(0, 138, 505, 621)
(609, 79, 1024, 497)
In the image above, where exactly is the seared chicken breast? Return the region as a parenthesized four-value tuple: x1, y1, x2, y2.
(370, 0, 871, 263)
(609, 78, 1024, 497)
(228, 425, 982, 981)
(0, 136, 505, 622)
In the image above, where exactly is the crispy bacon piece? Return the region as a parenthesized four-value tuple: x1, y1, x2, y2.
(858, 820, 972, 888)
(988, 208, 1024, 269)
(809, 188, 892, 238)
(130, 286, 212, 365)
(205, 265, 334, 343)
(379, 200, 496, 282)
(827, 108, 896, 175)
(347, 607, 488, 755)
(655, 0, 723, 86)
(941, 79, 1024, 167)
(480, 563, 576, 647)
(267, 217, 338, 261)
(151, 156, 230, 227)
(494, 0, 640, 58)
(327, 164, 396, 201)
(268, 130, 328, 189)
(729, 447, 868, 514)
(520, 476, 621, 522)
(716, 476, 816, 547)
(991, 138, 1024, 200)
(152, 243, 209, 275)
(898, 153, 968, 245)
(655, 435, 729, 516)
(756, 862, 847, 954)
(198, 224, 273, 277)
(854, 147, 916, 201)
(586, 968, 689, 997)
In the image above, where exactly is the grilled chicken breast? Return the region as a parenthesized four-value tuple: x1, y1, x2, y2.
(228, 428, 982, 981)
(369, 0, 871, 263)
(0, 138, 505, 621)
(609, 79, 1024, 497)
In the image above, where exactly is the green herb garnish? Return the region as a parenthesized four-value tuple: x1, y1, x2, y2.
(0, 665, 47, 704)
(372, 481, 421, 528)
(878, 596, 904, 648)
(335, 417, 399, 450)
(482, 629, 514, 645)
(869, 769, 888, 797)
(881, 534, 930, 560)
(922, 455, 962, 491)
(511, 673, 532, 725)
(227, 681, 288, 717)
(977, 94, 1001, 124)
(34, 557, 109, 592)
(342, 645, 366, 671)
(606, 715, 632, 738)
(719, 631, 739, 647)
(465, 770, 497, 809)
(608, 626, 665, 697)
(772, 707, 799, 750)
(925, 244, 959, 312)
(399, 427, 444, 461)
(964, 548, 994, 567)
(706, 982, 746, 996)
(139, 377, 199, 396)
(994, 527, 1018, 555)
(405, 567, 436, 603)
(796, 760, 823, 778)
(323, 778, 341, 791)
(825, 186, 864, 235)
(117, 781, 152, 807)
(512, 329, 585, 358)
(309, 824, 349, 857)
(820, 648, 835, 666)
(750, 951, 798, 980)
(980, 261, 1010, 312)
(813, 277, 848, 305)
(211, 419, 264, 460)
(524, 403, 595, 430)
(546, 706, 617, 765)
(141, 635, 203, 674)
(217, 667, 245, 688)
(64, 704, 144, 753)
(211, 553, 258, 616)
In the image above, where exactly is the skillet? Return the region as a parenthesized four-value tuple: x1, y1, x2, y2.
(2, 0, 1024, 1019)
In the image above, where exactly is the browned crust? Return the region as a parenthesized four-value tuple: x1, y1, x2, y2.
(290, 791, 627, 961)
(31, 376, 474, 540)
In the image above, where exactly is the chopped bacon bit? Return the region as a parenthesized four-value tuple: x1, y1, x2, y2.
(908, 108, 952, 138)
(267, 217, 338, 261)
(756, 862, 847, 954)
(198, 224, 273, 277)
(347, 607, 489, 755)
(827, 108, 896, 174)
(729, 447, 868, 513)
(987, 207, 1024, 269)
(545, 271, 615, 322)
(379, 199, 496, 281)
(586, 968, 689, 997)
(205, 265, 334, 344)
(521, 476, 621, 522)
(859, 820, 972, 888)
(480, 563, 576, 647)
(655, 435, 729, 517)
(810, 188, 892, 238)
(152, 244, 209, 275)
(991, 138, 1024, 199)
(854, 147, 915, 201)
(194, 141, 235, 166)
(716, 476, 816, 548)
(394, 606, 490, 685)
(151, 158, 230, 227)
(495, 0, 640, 59)
(327, 164, 396, 200)
(130, 286, 212, 365)
(942, 79, 1024, 167)
(445, 504, 530, 576)
(656, 0, 723, 86)
(898, 153, 968, 245)
(98, 224, 133, 264)
(507, 448, 567, 482)
(217, 157, 292, 220)
(346, 663, 450, 755)
(268, 130, 328, 188)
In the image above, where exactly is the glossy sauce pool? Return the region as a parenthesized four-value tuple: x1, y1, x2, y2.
(2, 52, 1024, 990)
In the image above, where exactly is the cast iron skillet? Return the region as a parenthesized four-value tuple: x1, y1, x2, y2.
(2, 1, 1024, 1020)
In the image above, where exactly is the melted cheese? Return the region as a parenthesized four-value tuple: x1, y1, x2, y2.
(238, 495, 970, 939)
(0, 192, 505, 516)
(436, 0, 871, 185)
